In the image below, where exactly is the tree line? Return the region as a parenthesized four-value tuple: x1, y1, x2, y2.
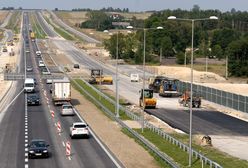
(79, 6, 248, 77)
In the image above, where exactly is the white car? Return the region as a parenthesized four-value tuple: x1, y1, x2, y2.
(36, 51, 41, 56)
(61, 104, 74, 116)
(70, 122, 89, 138)
(130, 73, 139, 82)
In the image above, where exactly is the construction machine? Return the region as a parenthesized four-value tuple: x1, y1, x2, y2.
(159, 79, 179, 97)
(178, 91, 201, 108)
(148, 76, 168, 93)
(139, 89, 157, 109)
(88, 69, 113, 85)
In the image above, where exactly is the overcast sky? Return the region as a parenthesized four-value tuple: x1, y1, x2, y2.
(1, 0, 248, 12)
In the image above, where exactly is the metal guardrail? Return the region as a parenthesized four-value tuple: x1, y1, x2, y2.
(71, 76, 222, 168)
(70, 77, 179, 168)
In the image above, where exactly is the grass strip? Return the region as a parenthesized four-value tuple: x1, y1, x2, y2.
(44, 16, 76, 40)
(5, 11, 21, 34)
(135, 129, 248, 168)
(72, 79, 130, 120)
(30, 13, 46, 39)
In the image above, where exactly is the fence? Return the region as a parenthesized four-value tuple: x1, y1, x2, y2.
(71, 77, 222, 168)
(177, 81, 248, 113)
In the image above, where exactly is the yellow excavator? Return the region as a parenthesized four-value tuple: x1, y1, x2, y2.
(89, 69, 113, 85)
(139, 89, 157, 109)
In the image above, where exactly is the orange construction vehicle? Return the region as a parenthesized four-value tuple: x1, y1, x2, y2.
(178, 90, 201, 108)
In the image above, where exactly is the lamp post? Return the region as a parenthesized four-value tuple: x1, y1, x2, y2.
(115, 30, 119, 118)
(127, 26, 163, 132)
(168, 15, 218, 166)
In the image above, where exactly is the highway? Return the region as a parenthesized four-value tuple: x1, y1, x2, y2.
(49, 11, 101, 44)
(34, 10, 248, 139)
(0, 11, 121, 168)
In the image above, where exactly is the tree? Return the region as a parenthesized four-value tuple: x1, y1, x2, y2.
(212, 45, 223, 60)
(176, 51, 185, 64)
(228, 38, 248, 76)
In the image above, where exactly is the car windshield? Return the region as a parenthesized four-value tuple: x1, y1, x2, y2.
(25, 83, 34, 87)
(74, 124, 87, 128)
(30, 141, 46, 148)
(63, 105, 72, 109)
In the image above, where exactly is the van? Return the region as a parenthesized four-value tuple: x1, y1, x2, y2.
(130, 73, 139, 82)
(24, 78, 35, 93)
(61, 104, 74, 116)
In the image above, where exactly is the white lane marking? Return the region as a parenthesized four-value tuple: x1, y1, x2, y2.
(25, 132, 28, 135)
(25, 139, 28, 143)
(25, 125, 28, 129)
(25, 153, 28, 157)
(25, 148, 28, 152)
(25, 136, 28, 139)
(25, 129, 28, 132)
(74, 109, 122, 168)
(25, 158, 28, 162)
(25, 143, 28, 147)
(62, 141, 65, 147)
(25, 123, 28, 126)
(68, 156, 71, 161)
(25, 164, 28, 168)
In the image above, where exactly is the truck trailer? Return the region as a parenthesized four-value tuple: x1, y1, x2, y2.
(52, 77, 71, 105)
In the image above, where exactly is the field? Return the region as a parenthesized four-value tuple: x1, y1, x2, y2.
(0, 11, 9, 24)
(54, 11, 153, 41)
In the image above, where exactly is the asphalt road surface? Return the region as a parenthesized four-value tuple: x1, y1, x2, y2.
(37, 10, 248, 138)
(0, 12, 121, 168)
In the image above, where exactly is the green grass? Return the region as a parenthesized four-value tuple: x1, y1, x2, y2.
(72, 79, 130, 120)
(5, 11, 21, 34)
(30, 13, 46, 39)
(44, 16, 76, 41)
(122, 128, 172, 168)
(134, 129, 248, 168)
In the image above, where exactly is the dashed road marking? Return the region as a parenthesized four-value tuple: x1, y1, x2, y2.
(25, 148, 28, 152)
(62, 141, 65, 147)
(25, 164, 28, 168)
(25, 158, 28, 162)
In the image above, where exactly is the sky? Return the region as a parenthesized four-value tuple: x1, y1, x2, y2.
(1, 0, 248, 12)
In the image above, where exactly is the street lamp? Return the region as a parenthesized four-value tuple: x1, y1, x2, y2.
(127, 26, 163, 132)
(168, 15, 218, 166)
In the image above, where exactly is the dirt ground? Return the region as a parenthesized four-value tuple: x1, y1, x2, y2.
(146, 65, 248, 96)
(0, 11, 9, 24)
(71, 87, 159, 168)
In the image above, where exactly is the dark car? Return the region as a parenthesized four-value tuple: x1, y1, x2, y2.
(28, 139, 49, 158)
(27, 93, 40, 105)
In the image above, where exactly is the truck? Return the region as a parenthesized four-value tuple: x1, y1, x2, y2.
(148, 76, 168, 93)
(52, 77, 71, 105)
(30, 32, 35, 41)
(88, 69, 113, 85)
(159, 79, 179, 97)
